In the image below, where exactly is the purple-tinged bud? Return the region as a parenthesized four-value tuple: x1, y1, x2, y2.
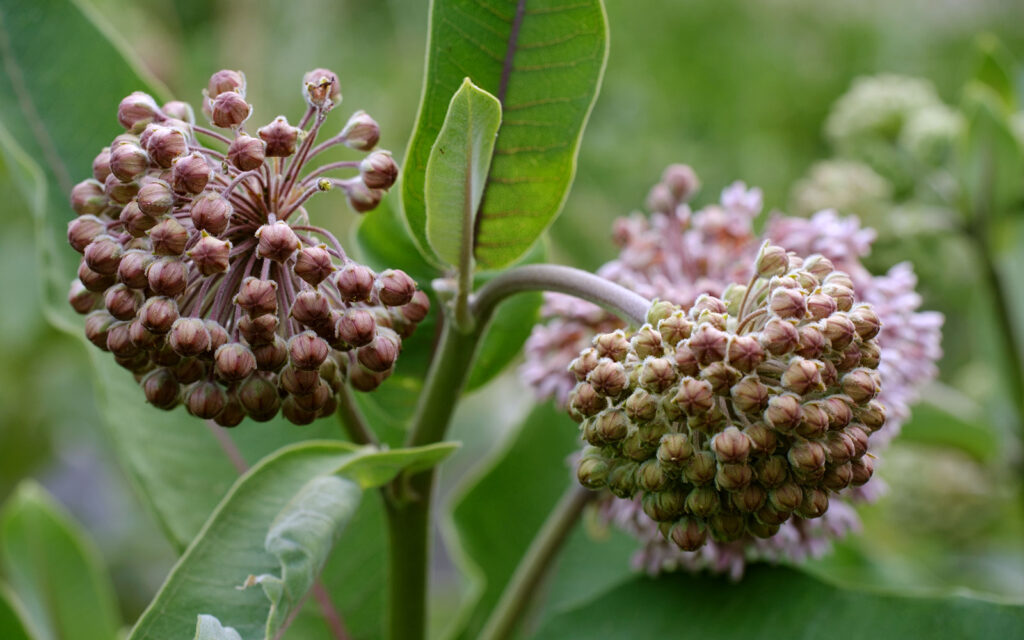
(796, 324, 826, 359)
(204, 320, 229, 355)
(788, 439, 826, 476)
(227, 133, 266, 171)
(796, 487, 829, 519)
(84, 310, 117, 350)
(822, 462, 854, 491)
(359, 151, 398, 190)
(756, 455, 789, 489)
(820, 359, 839, 388)
(682, 450, 717, 486)
(692, 294, 728, 316)
(253, 336, 288, 371)
(638, 357, 676, 393)
(290, 290, 331, 328)
(106, 175, 137, 207)
(257, 116, 300, 156)
(169, 317, 212, 357)
(824, 430, 856, 465)
(576, 454, 609, 490)
(238, 373, 281, 420)
(669, 518, 707, 552)
(109, 143, 149, 182)
(146, 126, 188, 168)
(289, 332, 330, 370)
(161, 101, 194, 124)
(803, 255, 835, 279)
(255, 221, 300, 262)
(335, 263, 376, 302)
(141, 368, 180, 409)
(727, 335, 764, 372)
(797, 401, 829, 438)
(292, 380, 332, 413)
(213, 393, 245, 428)
(856, 400, 886, 431)
(401, 290, 431, 324)
(376, 269, 417, 307)
(207, 70, 246, 99)
(646, 300, 675, 326)
(822, 314, 856, 350)
(83, 235, 123, 275)
(756, 242, 789, 278)
(188, 234, 231, 275)
(185, 381, 226, 419)
(619, 389, 653, 424)
(587, 360, 628, 397)
(336, 309, 376, 347)
(656, 432, 694, 471)
(234, 277, 279, 316)
(146, 257, 188, 297)
(345, 180, 384, 213)
(842, 368, 879, 403)
(357, 329, 400, 373)
(657, 313, 693, 346)
(823, 396, 853, 429)
(138, 296, 178, 334)
(764, 393, 802, 434)
(672, 377, 714, 415)
(661, 164, 700, 201)
(127, 319, 157, 349)
(106, 321, 141, 358)
(769, 482, 803, 512)
(846, 425, 870, 457)
(293, 246, 334, 286)
(759, 318, 799, 356)
(117, 92, 160, 130)
(148, 217, 189, 256)
(732, 484, 767, 513)
(237, 314, 278, 347)
(170, 152, 211, 194)
(339, 110, 380, 151)
(744, 422, 777, 454)
(190, 193, 232, 235)
(699, 361, 740, 393)
(594, 331, 630, 361)
(568, 383, 604, 420)
(770, 287, 806, 319)
(173, 357, 207, 384)
(849, 305, 881, 340)
(712, 426, 751, 463)
(68, 280, 97, 314)
(730, 375, 769, 413)
(684, 485, 720, 517)
(281, 396, 318, 425)
(118, 202, 155, 237)
(569, 348, 600, 382)
(71, 180, 107, 215)
(631, 325, 663, 358)
(211, 91, 251, 128)
(136, 181, 173, 216)
(782, 357, 823, 395)
(823, 282, 855, 312)
(806, 293, 837, 320)
(793, 270, 819, 290)
(68, 215, 105, 253)
(215, 343, 257, 381)
(103, 283, 141, 320)
(280, 365, 321, 396)
(714, 462, 752, 492)
(348, 362, 391, 392)
(92, 148, 112, 182)
(688, 323, 728, 364)
(850, 456, 875, 486)
(302, 68, 342, 109)
(77, 261, 115, 292)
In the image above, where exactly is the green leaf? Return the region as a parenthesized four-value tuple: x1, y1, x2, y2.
(193, 615, 243, 640)
(532, 565, 1024, 639)
(464, 290, 541, 391)
(0, 481, 121, 640)
(426, 78, 502, 270)
(972, 34, 1017, 111)
(128, 441, 455, 640)
(0, 583, 42, 640)
(402, 0, 609, 270)
(446, 403, 580, 639)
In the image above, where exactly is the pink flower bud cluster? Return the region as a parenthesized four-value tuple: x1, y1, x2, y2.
(521, 164, 942, 575)
(66, 69, 425, 426)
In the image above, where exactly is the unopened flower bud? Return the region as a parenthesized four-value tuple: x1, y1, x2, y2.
(782, 357, 823, 394)
(732, 484, 767, 513)
(238, 373, 281, 420)
(339, 110, 380, 151)
(290, 331, 331, 370)
(712, 426, 751, 463)
(682, 450, 716, 485)
(823, 282, 855, 311)
(345, 180, 384, 213)
(796, 324, 826, 359)
(161, 100, 194, 124)
(184, 381, 226, 419)
(91, 148, 112, 182)
(68, 215, 105, 253)
(639, 357, 676, 393)
(117, 92, 160, 130)
(170, 152, 211, 194)
(656, 433, 693, 472)
(730, 376, 769, 413)
(359, 151, 398, 190)
(806, 293, 837, 320)
(376, 269, 417, 307)
(630, 325, 663, 358)
(109, 143, 149, 182)
(84, 310, 116, 350)
(769, 482, 803, 513)
(68, 280, 97, 314)
(568, 382, 604, 420)
(212, 342, 255, 381)
(796, 487, 829, 519)
(70, 180, 107, 216)
(576, 455, 609, 489)
(252, 336, 288, 371)
(621, 388, 657, 423)
(841, 368, 879, 403)
(657, 313, 692, 346)
(189, 193, 232, 235)
(146, 126, 188, 168)
(687, 324, 728, 364)
(797, 401, 829, 438)
(103, 171, 138, 204)
(401, 290, 431, 324)
(699, 361, 740, 393)
(116, 201, 152, 237)
(850, 455, 875, 486)
(661, 163, 700, 201)
(257, 116, 299, 156)
(336, 309, 376, 347)
(143, 257, 185, 297)
(849, 305, 881, 339)
(335, 263, 376, 302)
(594, 330, 630, 361)
(77, 261, 114, 292)
(188, 234, 231, 275)
(141, 369, 180, 409)
(759, 318, 799, 356)
(727, 335, 764, 372)
(211, 91, 251, 128)
(788, 439, 826, 475)
(135, 181, 172, 216)
(169, 317, 212, 357)
(292, 246, 334, 286)
(756, 242, 789, 278)
(234, 277, 278, 316)
(103, 283, 140, 320)
(714, 462, 752, 491)
(254, 221, 300, 262)
(587, 360, 628, 397)
(683, 485, 719, 517)
(856, 400, 886, 431)
(226, 133, 266, 171)
(287, 291, 328, 328)
(207, 70, 246, 99)
(668, 518, 707, 552)
(763, 392, 801, 433)
(672, 377, 714, 415)
(770, 287, 806, 319)
(84, 235, 123, 275)
(148, 218, 189, 255)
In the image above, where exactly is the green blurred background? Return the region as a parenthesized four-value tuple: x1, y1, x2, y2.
(3, 0, 1024, 625)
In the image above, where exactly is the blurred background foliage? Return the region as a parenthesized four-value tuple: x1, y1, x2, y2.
(3, 0, 1024, 630)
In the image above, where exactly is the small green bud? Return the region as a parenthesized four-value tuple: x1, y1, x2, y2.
(668, 518, 707, 552)
(754, 455, 789, 489)
(576, 455, 609, 489)
(756, 242, 790, 278)
(715, 462, 752, 492)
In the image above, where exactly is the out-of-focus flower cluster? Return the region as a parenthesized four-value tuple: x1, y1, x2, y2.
(521, 164, 942, 577)
(67, 69, 429, 426)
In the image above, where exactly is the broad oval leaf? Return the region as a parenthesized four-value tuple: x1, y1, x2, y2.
(533, 565, 1024, 639)
(426, 78, 502, 270)
(402, 0, 609, 269)
(0, 481, 121, 640)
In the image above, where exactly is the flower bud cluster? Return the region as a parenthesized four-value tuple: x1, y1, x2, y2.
(568, 249, 884, 552)
(66, 69, 425, 426)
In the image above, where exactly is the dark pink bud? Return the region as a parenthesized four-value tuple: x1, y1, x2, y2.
(68, 215, 105, 253)
(146, 257, 188, 297)
(290, 290, 331, 327)
(103, 283, 141, 320)
(227, 134, 266, 171)
(726, 335, 764, 372)
(145, 126, 188, 168)
(401, 290, 430, 324)
(257, 116, 300, 156)
(823, 314, 857, 350)
(207, 70, 246, 99)
(185, 381, 227, 419)
(238, 313, 279, 346)
(781, 357, 824, 395)
(759, 318, 799, 356)
(671, 377, 714, 415)
(214, 342, 256, 382)
(92, 148, 112, 182)
(84, 235, 123, 275)
(188, 234, 231, 275)
(117, 91, 161, 130)
(795, 324, 826, 359)
(105, 321, 140, 358)
(359, 151, 398, 189)
(280, 365, 321, 396)
(109, 143, 149, 182)
(70, 180, 107, 215)
(806, 293, 837, 320)
(119, 201, 157, 237)
(339, 110, 380, 151)
(849, 305, 881, 340)
(68, 280, 97, 314)
(336, 309, 376, 347)
(282, 396, 319, 425)
(189, 192, 233, 235)
(84, 310, 116, 350)
(253, 336, 289, 371)
(138, 296, 179, 333)
(770, 287, 806, 319)
(169, 317, 212, 357)
(356, 329, 400, 372)
(687, 324, 728, 365)
(335, 263, 375, 302)
(292, 246, 335, 287)
(289, 332, 330, 370)
(137, 180, 174, 216)
(171, 152, 211, 194)
(103, 172, 138, 204)
(234, 277, 278, 316)
(842, 368, 879, 403)
(345, 180, 384, 213)
(348, 361, 390, 392)
(291, 380, 331, 412)
(77, 260, 115, 292)
(764, 393, 802, 434)
(141, 368, 180, 409)
(256, 221, 300, 262)
(237, 373, 281, 421)
(376, 269, 416, 306)
(211, 91, 251, 128)
(148, 217, 189, 255)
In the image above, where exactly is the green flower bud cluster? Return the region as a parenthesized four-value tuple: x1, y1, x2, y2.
(67, 69, 427, 426)
(568, 245, 884, 551)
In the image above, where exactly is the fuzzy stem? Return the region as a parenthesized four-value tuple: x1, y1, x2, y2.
(335, 383, 378, 446)
(383, 265, 651, 640)
(478, 485, 594, 640)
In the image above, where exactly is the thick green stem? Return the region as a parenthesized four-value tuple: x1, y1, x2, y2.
(478, 485, 594, 640)
(383, 264, 652, 640)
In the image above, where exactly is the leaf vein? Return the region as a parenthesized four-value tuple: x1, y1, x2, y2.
(441, 16, 505, 62)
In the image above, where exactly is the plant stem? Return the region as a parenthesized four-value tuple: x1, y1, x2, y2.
(382, 264, 652, 640)
(335, 383, 378, 446)
(478, 485, 594, 640)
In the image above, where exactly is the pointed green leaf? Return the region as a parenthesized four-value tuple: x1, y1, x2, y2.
(0, 584, 38, 640)
(0, 481, 121, 640)
(402, 0, 608, 269)
(972, 34, 1017, 111)
(533, 566, 1024, 639)
(426, 78, 502, 271)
